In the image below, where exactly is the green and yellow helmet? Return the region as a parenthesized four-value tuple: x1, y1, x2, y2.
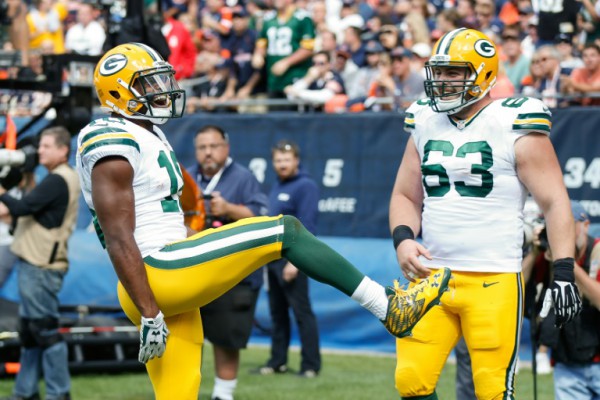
(94, 42, 185, 125)
(425, 28, 498, 114)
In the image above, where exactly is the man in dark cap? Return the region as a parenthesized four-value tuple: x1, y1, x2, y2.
(221, 6, 263, 107)
(388, 47, 425, 107)
(555, 32, 583, 73)
(346, 40, 384, 99)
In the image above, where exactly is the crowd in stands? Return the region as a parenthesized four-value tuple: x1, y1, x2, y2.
(3, 0, 600, 114)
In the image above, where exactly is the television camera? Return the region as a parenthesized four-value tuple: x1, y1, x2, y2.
(0, 53, 99, 189)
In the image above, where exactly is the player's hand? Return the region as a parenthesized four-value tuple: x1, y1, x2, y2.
(396, 240, 432, 282)
(139, 311, 169, 364)
(539, 258, 583, 328)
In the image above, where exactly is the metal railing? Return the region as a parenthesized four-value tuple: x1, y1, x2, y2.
(5, 88, 600, 120)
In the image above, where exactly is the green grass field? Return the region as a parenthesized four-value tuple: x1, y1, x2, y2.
(0, 344, 555, 399)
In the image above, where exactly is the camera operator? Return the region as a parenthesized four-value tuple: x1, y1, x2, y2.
(186, 124, 268, 400)
(523, 200, 600, 400)
(2, 0, 29, 67)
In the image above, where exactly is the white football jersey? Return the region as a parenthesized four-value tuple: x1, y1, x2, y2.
(404, 97, 552, 272)
(76, 117, 187, 258)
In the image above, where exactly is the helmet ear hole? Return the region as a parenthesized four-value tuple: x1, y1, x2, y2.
(485, 71, 492, 80)
(109, 90, 121, 99)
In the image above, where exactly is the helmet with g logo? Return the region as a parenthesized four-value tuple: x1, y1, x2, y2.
(424, 28, 498, 114)
(94, 42, 185, 125)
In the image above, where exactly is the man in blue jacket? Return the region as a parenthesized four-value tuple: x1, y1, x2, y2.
(255, 140, 321, 378)
(188, 125, 268, 400)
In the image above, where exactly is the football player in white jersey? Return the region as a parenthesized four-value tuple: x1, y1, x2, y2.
(390, 28, 583, 399)
(76, 42, 451, 400)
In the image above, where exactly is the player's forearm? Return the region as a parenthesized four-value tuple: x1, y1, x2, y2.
(389, 193, 422, 236)
(106, 237, 160, 318)
(542, 200, 575, 261)
(389, 140, 424, 236)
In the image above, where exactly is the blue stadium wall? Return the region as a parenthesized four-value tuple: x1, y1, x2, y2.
(1, 107, 599, 358)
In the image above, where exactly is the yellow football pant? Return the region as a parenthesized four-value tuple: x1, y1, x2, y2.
(395, 270, 523, 400)
(117, 216, 285, 400)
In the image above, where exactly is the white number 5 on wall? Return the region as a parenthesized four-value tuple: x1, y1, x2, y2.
(323, 159, 344, 187)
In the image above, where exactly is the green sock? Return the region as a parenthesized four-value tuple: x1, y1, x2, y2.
(281, 215, 364, 296)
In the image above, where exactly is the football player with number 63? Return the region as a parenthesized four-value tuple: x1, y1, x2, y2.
(389, 28, 582, 399)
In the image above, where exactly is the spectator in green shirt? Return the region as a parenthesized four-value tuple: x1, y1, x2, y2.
(251, 0, 315, 107)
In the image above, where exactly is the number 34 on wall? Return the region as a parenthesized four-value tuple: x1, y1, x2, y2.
(564, 157, 600, 189)
(248, 158, 345, 187)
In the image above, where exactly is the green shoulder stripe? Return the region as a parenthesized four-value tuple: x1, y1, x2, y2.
(404, 112, 415, 129)
(512, 124, 551, 132)
(81, 138, 140, 156)
(515, 113, 551, 120)
(513, 111, 551, 133)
